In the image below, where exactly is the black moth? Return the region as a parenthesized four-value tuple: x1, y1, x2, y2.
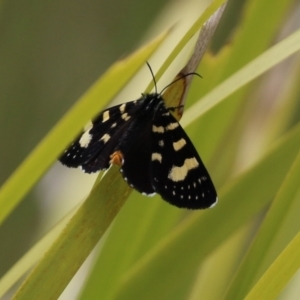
(60, 77, 217, 209)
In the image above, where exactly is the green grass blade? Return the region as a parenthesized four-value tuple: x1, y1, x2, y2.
(0, 32, 167, 226)
(79, 195, 182, 300)
(0, 204, 79, 298)
(224, 149, 300, 300)
(181, 27, 300, 128)
(245, 232, 300, 300)
(219, 0, 294, 78)
(12, 166, 131, 300)
(145, 0, 227, 92)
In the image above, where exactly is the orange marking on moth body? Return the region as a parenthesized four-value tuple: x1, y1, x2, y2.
(110, 151, 124, 166)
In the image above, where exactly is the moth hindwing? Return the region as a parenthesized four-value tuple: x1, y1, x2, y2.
(60, 93, 217, 209)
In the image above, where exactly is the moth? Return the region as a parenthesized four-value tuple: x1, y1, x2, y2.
(60, 69, 217, 209)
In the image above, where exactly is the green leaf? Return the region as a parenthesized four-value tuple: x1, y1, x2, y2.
(12, 166, 131, 300)
(224, 150, 300, 300)
(245, 232, 300, 300)
(0, 205, 78, 298)
(0, 31, 167, 226)
(182, 27, 300, 127)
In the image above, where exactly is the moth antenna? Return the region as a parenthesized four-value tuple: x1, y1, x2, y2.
(146, 62, 158, 94)
(160, 72, 202, 95)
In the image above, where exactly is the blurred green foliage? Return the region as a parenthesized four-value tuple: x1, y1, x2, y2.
(1, 0, 300, 299)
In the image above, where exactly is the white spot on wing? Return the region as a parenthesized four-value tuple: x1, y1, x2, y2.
(209, 197, 218, 208)
(79, 121, 93, 148)
(173, 138, 186, 151)
(79, 131, 92, 148)
(100, 133, 110, 143)
(166, 122, 179, 131)
(142, 192, 156, 197)
(152, 125, 164, 133)
(121, 113, 130, 121)
(102, 111, 110, 123)
(119, 103, 126, 113)
(111, 122, 117, 128)
(168, 158, 199, 182)
(152, 152, 162, 163)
